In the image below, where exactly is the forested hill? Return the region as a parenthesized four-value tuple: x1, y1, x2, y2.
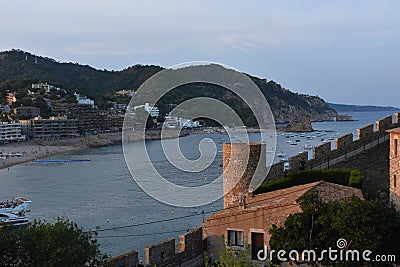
(0, 49, 337, 123)
(328, 103, 399, 113)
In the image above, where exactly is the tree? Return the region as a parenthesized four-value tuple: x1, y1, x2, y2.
(205, 243, 253, 267)
(269, 192, 400, 266)
(0, 217, 107, 267)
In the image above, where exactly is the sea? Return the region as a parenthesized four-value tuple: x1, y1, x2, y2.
(0, 111, 397, 258)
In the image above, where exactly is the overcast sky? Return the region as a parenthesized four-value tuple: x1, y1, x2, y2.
(1, 0, 399, 106)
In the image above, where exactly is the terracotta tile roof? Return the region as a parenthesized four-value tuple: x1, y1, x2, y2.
(207, 181, 363, 220)
(387, 127, 400, 133)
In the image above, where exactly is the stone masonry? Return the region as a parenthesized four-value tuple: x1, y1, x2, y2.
(223, 142, 267, 208)
(388, 127, 400, 210)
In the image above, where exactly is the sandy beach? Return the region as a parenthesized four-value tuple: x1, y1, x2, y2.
(0, 129, 199, 170)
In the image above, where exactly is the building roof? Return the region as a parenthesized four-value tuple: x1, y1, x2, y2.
(207, 181, 363, 220)
(387, 127, 400, 134)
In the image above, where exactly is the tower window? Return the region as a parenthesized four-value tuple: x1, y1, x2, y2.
(395, 139, 398, 157)
(394, 175, 397, 188)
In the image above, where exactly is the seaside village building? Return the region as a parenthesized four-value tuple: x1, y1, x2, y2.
(203, 143, 364, 264)
(388, 128, 400, 210)
(0, 122, 25, 142)
(20, 116, 79, 140)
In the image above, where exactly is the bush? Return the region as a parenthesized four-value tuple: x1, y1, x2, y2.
(0, 217, 107, 266)
(254, 169, 362, 194)
(348, 170, 363, 188)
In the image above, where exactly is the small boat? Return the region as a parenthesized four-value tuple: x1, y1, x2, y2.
(0, 197, 31, 213)
(0, 212, 29, 227)
(304, 144, 313, 150)
(277, 151, 286, 158)
(218, 138, 225, 144)
(290, 143, 298, 146)
(283, 160, 290, 171)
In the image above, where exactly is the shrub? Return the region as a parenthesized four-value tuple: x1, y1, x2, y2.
(254, 169, 362, 194)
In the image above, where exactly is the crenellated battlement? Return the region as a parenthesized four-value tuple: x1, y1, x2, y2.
(265, 113, 400, 181)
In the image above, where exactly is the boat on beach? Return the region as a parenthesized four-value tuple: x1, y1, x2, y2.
(0, 197, 31, 213)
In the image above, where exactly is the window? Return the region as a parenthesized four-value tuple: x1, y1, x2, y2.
(395, 139, 398, 157)
(227, 230, 244, 246)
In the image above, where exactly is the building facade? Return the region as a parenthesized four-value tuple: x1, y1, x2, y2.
(14, 106, 41, 119)
(0, 122, 25, 142)
(203, 142, 363, 264)
(28, 117, 79, 139)
(388, 127, 400, 210)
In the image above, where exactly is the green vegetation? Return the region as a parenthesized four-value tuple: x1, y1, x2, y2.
(269, 191, 400, 265)
(254, 169, 362, 194)
(205, 244, 253, 267)
(0, 49, 337, 125)
(0, 217, 107, 266)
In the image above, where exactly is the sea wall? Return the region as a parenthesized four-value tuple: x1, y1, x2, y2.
(265, 113, 399, 180)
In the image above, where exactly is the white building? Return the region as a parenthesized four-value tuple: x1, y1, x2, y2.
(0, 122, 25, 142)
(144, 103, 159, 118)
(74, 92, 95, 107)
(163, 116, 200, 129)
(32, 83, 61, 93)
(134, 103, 159, 118)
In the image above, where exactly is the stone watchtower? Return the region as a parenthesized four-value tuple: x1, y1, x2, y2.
(388, 128, 400, 210)
(223, 142, 266, 208)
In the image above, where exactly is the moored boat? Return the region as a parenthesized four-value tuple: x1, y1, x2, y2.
(304, 144, 313, 150)
(0, 212, 29, 227)
(0, 197, 31, 213)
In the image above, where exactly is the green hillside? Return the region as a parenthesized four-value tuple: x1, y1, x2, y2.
(0, 49, 337, 124)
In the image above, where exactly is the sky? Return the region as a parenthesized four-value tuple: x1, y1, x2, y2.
(1, 0, 400, 106)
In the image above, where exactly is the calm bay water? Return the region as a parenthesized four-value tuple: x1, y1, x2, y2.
(0, 111, 396, 257)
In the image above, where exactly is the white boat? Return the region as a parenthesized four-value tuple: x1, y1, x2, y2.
(0, 212, 29, 227)
(0, 197, 31, 213)
(277, 151, 286, 158)
(304, 144, 313, 150)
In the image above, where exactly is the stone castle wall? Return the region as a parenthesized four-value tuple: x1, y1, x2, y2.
(265, 113, 400, 180)
(389, 128, 400, 209)
(144, 227, 204, 267)
(107, 228, 204, 267)
(223, 142, 267, 208)
(107, 250, 139, 267)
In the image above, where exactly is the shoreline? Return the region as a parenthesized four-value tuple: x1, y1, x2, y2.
(0, 129, 200, 171)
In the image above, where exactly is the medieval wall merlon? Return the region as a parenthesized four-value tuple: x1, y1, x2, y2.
(357, 124, 374, 140)
(313, 142, 331, 160)
(376, 115, 393, 132)
(335, 133, 353, 150)
(289, 152, 308, 171)
(265, 161, 285, 181)
(145, 238, 175, 267)
(107, 250, 139, 267)
(144, 228, 204, 267)
(179, 227, 203, 253)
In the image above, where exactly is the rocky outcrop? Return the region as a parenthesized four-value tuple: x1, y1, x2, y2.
(279, 118, 314, 132)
